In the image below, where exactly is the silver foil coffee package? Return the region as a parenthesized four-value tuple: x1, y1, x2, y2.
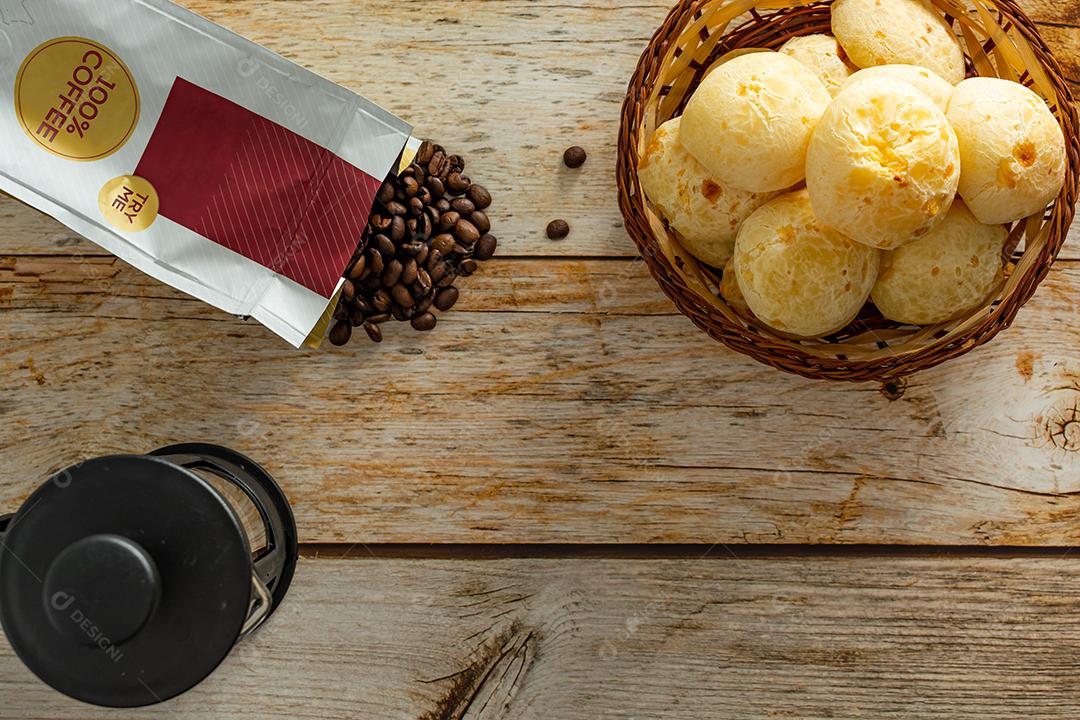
(0, 0, 413, 347)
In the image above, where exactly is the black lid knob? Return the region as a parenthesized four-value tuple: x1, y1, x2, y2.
(43, 534, 160, 647)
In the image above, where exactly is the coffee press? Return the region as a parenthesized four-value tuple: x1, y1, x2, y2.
(0, 443, 298, 707)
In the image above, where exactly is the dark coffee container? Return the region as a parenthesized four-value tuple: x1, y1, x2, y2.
(0, 444, 298, 707)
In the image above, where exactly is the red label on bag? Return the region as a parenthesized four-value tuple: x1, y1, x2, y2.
(135, 78, 379, 298)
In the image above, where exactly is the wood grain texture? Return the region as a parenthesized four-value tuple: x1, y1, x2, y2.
(2, 555, 1080, 719)
(2, 254, 1077, 544)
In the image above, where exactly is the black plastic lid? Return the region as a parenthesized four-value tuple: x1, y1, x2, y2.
(0, 456, 254, 707)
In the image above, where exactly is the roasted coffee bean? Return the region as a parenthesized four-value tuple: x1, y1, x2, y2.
(386, 201, 407, 217)
(427, 176, 445, 199)
(448, 155, 464, 172)
(366, 248, 385, 275)
(391, 283, 415, 308)
(403, 176, 419, 197)
(450, 197, 476, 215)
(429, 261, 447, 283)
(416, 268, 433, 294)
(329, 320, 352, 346)
(377, 183, 395, 204)
(466, 184, 492, 210)
(401, 240, 425, 257)
(341, 278, 356, 301)
(427, 248, 443, 272)
(563, 146, 587, 168)
(435, 198, 451, 213)
(547, 219, 570, 240)
(360, 274, 383, 292)
(416, 187, 432, 206)
(428, 149, 446, 177)
(416, 244, 430, 266)
(436, 271, 457, 289)
(372, 289, 392, 312)
(474, 234, 498, 261)
(374, 234, 396, 258)
(416, 141, 435, 166)
(382, 259, 403, 287)
(391, 304, 407, 321)
(471, 210, 491, 235)
(355, 296, 375, 314)
(363, 322, 383, 343)
(453, 243, 471, 256)
(333, 302, 349, 321)
(460, 259, 479, 276)
(409, 197, 424, 217)
(415, 290, 435, 314)
(454, 219, 480, 246)
(431, 233, 456, 255)
(349, 306, 367, 327)
(347, 254, 367, 281)
(411, 312, 437, 332)
(370, 213, 392, 232)
(447, 172, 470, 194)
(437, 211, 461, 233)
(367, 312, 391, 324)
(435, 286, 460, 311)
(401, 258, 419, 285)
(406, 218, 418, 236)
(391, 216, 407, 243)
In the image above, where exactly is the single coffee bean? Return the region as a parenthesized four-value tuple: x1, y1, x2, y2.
(372, 289, 392, 312)
(390, 216, 406, 243)
(408, 197, 424, 217)
(370, 213, 392, 232)
(431, 233, 456, 255)
(364, 322, 383, 343)
(547, 219, 570, 240)
(347, 254, 367, 281)
(460, 259, 479, 276)
(401, 240, 424, 257)
(437, 211, 460, 233)
(415, 290, 435, 314)
(448, 155, 465, 172)
(466, 184, 492, 210)
(435, 286, 460, 311)
(450, 197, 476, 215)
(436, 271, 457, 288)
(417, 186, 432, 205)
(416, 268, 433, 294)
(382, 258, 403, 287)
(453, 243, 471, 256)
(366, 248, 385, 276)
(377, 183, 395, 204)
(474, 234, 498, 261)
(416, 244, 430, 266)
(329, 320, 352, 346)
(401, 258, 419, 285)
(427, 176, 445, 199)
(406, 218, 418, 235)
(454, 219, 480, 245)
(411, 312, 437, 332)
(471, 210, 491, 235)
(429, 261, 447, 283)
(403, 176, 419, 197)
(367, 312, 391, 324)
(428, 149, 446, 177)
(355, 296, 375, 314)
(374, 234, 396, 258)
(435, 198, 451, 213)
(391, 283, 415, 308)
(416, 141, 435, 166)
(341, 278, 356, 300)
(447, 173, 470, 194)
(563, 146, 587, 168)
(386, 200, 407, 217)
(391, 304, 407, 321)
(349, 306, 366, 327)
(426, 248, 444, 272)
(333, 302, 349, 321)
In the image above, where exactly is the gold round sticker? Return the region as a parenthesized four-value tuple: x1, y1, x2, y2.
(99, 176, 158, 232)
(15, 37, 140, 162)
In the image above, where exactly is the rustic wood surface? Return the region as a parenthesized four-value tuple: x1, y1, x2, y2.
(1, 1, 1079, 717)
(3, 554, 1080, 720)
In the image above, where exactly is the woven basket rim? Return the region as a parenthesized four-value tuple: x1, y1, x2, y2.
(617, 0, 1079, 382)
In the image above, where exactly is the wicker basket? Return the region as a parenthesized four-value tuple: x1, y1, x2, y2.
(617, 0, 1079, 382)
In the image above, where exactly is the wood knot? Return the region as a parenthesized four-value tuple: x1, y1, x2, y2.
(1038, 398, 1080, 453)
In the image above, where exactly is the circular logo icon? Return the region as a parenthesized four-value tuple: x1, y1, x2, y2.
(98, 175, 158, 233)
(15, 37, 140, 162)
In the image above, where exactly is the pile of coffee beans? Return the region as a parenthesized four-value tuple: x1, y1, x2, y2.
(330, 141, 497, 345)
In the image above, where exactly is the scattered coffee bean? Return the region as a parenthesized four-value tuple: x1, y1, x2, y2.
(471, 211, 491, 235)
(563, 146, 587, 168)
(547, 219, 570, 240)
(364, 322, 383, 343)
(467, 184, 492, 210)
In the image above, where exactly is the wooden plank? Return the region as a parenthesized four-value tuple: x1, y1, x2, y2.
(1, 0, 1076, 260)
(2, 256, 1077, 545)
(2, 554, 1080, 718)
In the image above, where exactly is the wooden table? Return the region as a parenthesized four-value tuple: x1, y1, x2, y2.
(0, 1, 1078, 717)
